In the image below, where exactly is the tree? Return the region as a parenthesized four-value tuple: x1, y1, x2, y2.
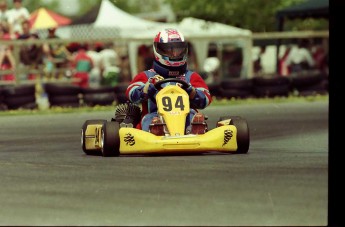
(163, 0, 327, 32)
(23, 0, 100, 19)
(22, 0, 327, 32)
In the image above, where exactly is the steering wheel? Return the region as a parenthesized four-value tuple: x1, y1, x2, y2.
(154, 78, 190, 90)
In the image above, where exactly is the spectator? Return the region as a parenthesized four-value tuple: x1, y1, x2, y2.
(187, 42, 198, 71)
(0, 24, 16, 81)
(0, 0, 12, 34)
(253, 46, 266, 75)
(44, 27, 72, 78)
(203, 56, 220, 84)
(279, 45, 292, 76)
(117, 54, 130, 83)
(70, 43, 93, 88)
(285, 39, 315, 74)
(19, 33, 43, 80)
(16, 19, 43, 80)
(143, 46, 154, 70)
(137, 44, 154, 72)
(7, 0, 30, 37)
(99, 42, 121, 85)
(311, 38, 328, 75)
(0, 19, 11, 40)
(222, 46, 243, 78)
(41, 27, 72, 79)
(17, 19, 30, 39)
(47, 27, 58, 39)
(86, 42, 103, 87)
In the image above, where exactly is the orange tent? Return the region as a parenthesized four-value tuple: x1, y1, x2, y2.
(29, 7, 71, 29)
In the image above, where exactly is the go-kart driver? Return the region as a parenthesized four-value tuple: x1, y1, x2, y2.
(126, 28, 212, 135)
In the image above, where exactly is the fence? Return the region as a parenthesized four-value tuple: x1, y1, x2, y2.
(0, 30, 329, 85)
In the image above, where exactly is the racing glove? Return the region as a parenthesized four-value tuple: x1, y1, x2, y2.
(142, 75, 164, 101)
(149, 75, 164, 84)
(186, 84, 197, 100)
(186, 84, 208, 109)
(143, 82, 158, 100)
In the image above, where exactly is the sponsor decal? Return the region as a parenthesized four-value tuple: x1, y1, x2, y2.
(222, 129, 233, 147)
(124, 133, 135, 146)
(168, 111, 181, 115)
(167, 29, 181, 42)
(169, 71, 180, 76)
(95, 127, 99, 143)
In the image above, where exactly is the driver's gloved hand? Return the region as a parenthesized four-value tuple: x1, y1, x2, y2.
(143, 81, 158, 100)
(143, 75, 164, 100)
(186, 84, 197, 99)
(149, 75, 164, 84)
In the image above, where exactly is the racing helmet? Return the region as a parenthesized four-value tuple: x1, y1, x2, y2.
(153, 28, 188, 68)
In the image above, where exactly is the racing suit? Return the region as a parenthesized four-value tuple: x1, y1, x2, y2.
(126, 62, 212, 131)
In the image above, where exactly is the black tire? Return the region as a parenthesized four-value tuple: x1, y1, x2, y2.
(114, 83, 129, 94)
(48, 94, 81, 107)
(217, 116, 250, 154)
(5, 95, 36, 109)
(220, 78, 253, 90)
(50, 102, 81, 108)
(49, 95, 80, 104)
(2, 84, 36, 97)
(290, 72, 325, 89)
(294, 79, 328, 95)
(81, 120, 107, 155)
(0, 103, 8, 111)
(220, 88, 252, 99)
(252, 76, 291, 86)
(81, 86, 115, 94)
(207, 82, 221, 98)
(252, 84, 291, 98)
(44, 83, 81, 96)
(83, 93, 115, 106)
(0, 86, 5, 103)
(101, 121, 120, 157)
(14, 102, 38, 110)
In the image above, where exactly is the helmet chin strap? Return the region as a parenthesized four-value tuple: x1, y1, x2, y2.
(153, 60, 187, 78)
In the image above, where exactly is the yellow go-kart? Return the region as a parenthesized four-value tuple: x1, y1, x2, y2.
(81, 78, 250, 156)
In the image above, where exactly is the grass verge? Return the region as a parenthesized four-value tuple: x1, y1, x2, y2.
(0, 94, 328, 116)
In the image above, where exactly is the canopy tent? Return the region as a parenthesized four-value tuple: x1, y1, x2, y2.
(180, 17, 252, 79)
(58, 0, 253, 79)
(57, 0, 165, 39)
(127, 17, 253, 78)
(93, 0, 165, 37)
(29, 7, 71, 30)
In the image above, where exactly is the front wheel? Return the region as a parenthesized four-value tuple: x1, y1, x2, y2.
(217, 116, 250, 154)
(101, 121, 121, 157)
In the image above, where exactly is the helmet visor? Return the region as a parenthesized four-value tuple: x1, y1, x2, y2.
(155, 42, 188, 60)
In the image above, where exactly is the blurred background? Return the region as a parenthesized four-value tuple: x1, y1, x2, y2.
(0, 0, 329, 110)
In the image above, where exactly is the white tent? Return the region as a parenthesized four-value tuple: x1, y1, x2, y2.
(93, 0, 166, 36)
(127, 17, 253, 78)
(58, 0, 253, 79)
(56, 0, 167, 39)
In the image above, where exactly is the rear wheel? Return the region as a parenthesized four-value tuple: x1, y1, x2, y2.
(217, 116, 250, 154)
(101, 121, 121, 157)
(81, 120, 107, 155)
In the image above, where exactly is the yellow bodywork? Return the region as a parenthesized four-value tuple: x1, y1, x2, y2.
(118, 125, 238, 154)
(155, 85, 190, 136)
(82, 83, 243, 155)
(84, 124, 103, 150)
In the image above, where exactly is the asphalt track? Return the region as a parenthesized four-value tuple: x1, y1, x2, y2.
(0, 99, 328, 226)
